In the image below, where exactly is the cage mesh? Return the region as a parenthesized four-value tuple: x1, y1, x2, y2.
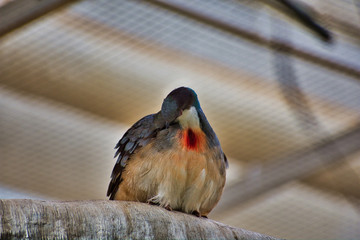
(1, 0, 360, 239)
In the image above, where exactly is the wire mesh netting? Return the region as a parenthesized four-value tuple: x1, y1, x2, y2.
(1, 0, 360, 239)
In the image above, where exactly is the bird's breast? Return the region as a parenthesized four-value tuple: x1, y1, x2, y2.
(115, 126, 225, 215)
(180, 128, 206, 152)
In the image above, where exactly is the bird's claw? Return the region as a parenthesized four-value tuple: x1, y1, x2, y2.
(191, 210, 201, 217)
(147, 200, 159, 206)
(164, 205, 173, 211)
(191, 211, 208, 218)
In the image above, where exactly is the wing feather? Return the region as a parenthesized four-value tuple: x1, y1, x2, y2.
(107, 112, 164, 199)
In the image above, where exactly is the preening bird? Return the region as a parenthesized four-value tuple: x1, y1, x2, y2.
(107, 87, 228, 217)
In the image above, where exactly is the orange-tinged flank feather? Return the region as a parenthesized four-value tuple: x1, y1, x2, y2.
(181, 128, 206, 152)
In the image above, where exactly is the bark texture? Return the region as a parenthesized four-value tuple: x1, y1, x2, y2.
(0, 199, 279, 240)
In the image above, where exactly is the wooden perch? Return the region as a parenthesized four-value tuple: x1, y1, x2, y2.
(0, 199, 279, 240)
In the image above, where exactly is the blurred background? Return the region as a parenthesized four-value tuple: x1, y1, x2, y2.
(1, 0, 360, 239)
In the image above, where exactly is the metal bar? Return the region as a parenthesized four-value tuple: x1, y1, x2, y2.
(146, 0, 360, 80)
(0, 0, 76, 37)
(277, 0, 332, 42)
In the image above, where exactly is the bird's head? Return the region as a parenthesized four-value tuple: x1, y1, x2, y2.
(161, 87, 222, 152)
(161, 87, 201, 129)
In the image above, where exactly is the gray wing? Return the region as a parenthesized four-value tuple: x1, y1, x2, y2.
(107, 112, 165, 200)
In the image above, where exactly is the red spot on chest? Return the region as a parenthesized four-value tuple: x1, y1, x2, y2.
(181, 128, 206, 152)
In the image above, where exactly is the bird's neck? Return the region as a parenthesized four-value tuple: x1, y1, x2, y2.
(176, 106, 206, 152)
(177, 106, 200, 129)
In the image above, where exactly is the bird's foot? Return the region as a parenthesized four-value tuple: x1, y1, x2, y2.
(191, 211, 208, 218)
(164, 205, 173, 211)
(147, 199, 172, 212)
(191, 210, 201, 217)
(147, 200, 160, 206)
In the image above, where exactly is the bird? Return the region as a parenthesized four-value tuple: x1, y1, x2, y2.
(107, 86, 228, 217)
